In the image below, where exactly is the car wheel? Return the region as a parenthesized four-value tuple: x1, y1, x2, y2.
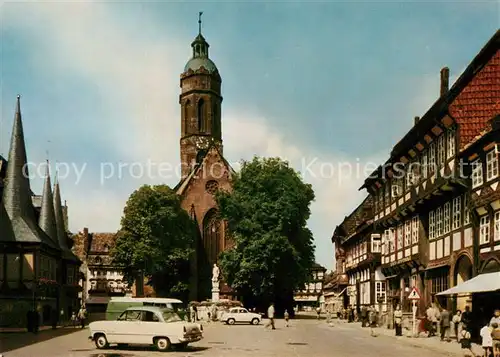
(251, 318, 260, 325)
(155, 337, 171, 352)
(227, 318, 236, 325)
(94, 334, 109, 349)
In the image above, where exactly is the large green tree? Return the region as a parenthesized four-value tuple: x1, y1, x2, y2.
(216, 157, 315, 314)
(112, 184, 196, 301)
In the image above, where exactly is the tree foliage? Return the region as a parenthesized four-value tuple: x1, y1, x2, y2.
(216, 157, 315, 311)
(112, 184, 196, 300)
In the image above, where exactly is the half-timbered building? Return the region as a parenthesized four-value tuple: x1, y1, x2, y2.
(333, 30, 499, 323)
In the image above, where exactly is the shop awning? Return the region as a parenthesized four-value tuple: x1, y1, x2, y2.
(437, 272, 500, 296)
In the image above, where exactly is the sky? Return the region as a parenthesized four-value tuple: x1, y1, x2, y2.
(0, 0, 498, 271)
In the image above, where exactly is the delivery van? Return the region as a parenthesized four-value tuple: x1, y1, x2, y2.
(105, 297, 185, 320)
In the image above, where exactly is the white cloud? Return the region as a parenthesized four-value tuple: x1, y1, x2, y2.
(1, 2, 440, 270)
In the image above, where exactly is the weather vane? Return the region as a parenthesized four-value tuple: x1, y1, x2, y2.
(198, 11, 203, 34)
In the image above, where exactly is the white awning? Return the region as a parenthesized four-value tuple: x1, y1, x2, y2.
(437, 272, 500, 295)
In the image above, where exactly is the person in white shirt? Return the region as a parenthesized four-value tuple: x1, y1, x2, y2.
(480, 323, 493, 357)
(491, 310, 500, 326)
(265, 303, 275, 330)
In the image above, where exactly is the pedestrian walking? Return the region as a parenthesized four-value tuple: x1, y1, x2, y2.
(360, 305, 368, 327)
(284, 309, 290, 327)
(480, 322, 493, 357)
(440, 307, 451, 341)
(78, 306, 87, 329)
(394, 305, 403, 336)
(264, 303, 275, 330)
(71, 312, 77, 328)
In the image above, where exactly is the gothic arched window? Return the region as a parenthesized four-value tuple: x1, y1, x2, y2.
(203, 208, 221, 266)
(212, 102, 218, 136)
(184, 100, 191, 133)
(198, 99, 205, 132)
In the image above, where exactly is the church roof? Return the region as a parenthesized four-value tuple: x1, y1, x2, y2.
(175, 142, 235, 196)
(184, 57, 218, 74)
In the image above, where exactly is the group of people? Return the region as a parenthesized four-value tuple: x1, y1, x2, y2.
(479, 310, 500, 357)
(423, 305, 500, 357)
(26, 305, 87, 333)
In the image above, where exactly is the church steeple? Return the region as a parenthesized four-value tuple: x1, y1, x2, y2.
(179, 13, 224, 178)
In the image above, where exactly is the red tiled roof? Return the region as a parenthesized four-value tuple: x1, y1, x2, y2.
(89, 232, 117, 253)
(452, 50, 500, 149)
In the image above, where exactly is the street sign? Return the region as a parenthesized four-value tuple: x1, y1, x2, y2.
(407, 287, 421, 300)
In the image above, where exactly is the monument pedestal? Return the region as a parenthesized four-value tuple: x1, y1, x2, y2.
(212, 286, 220, 302)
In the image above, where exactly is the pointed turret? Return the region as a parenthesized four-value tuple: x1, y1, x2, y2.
(39, 161, 58, 245)
(53, 176, 79, 261)
(2, 96, 58, 248)
(3, 95, 36, 221)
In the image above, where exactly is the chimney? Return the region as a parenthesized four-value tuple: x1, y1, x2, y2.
(414, 116, 420, 125)
(440, 67, 449, 96)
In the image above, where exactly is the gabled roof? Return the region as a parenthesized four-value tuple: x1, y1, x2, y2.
(175, 142, 235, 196)
(361, 30, 500, 190)
(332, 195, 373, 243)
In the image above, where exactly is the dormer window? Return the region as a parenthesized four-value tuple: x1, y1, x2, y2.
(472, 159, 483, 188)
(486, 150, 498, 181)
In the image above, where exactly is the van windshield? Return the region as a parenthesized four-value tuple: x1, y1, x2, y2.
(162, 311, 182, 323)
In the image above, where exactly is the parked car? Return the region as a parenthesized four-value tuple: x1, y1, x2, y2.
(221, 307, 261, 325)
(89, 306, 202, 351)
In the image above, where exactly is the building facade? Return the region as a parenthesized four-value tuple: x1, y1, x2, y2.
(0, 96, 81, 328)
(294, 263, 326, 311)
(173, 22, 234, 301)
(332, 30, 499, 323)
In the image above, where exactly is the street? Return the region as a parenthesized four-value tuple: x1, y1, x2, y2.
(1, 318, 460, 357)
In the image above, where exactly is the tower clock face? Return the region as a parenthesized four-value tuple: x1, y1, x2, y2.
(193, 136, 212, 150)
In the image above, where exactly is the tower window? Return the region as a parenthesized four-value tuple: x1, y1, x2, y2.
(213, 102, 218, 136)
(184, 100, 191, 133)
(198, 99, 205, 132)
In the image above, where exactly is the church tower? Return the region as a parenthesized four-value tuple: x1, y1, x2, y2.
(180, 13, 223, 178)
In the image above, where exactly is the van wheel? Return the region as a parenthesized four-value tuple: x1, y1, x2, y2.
(227, 318, 235, 325)
(94, 334, 109, 349)
(155, 337, 171, 351)
(251, 318, 260, 325)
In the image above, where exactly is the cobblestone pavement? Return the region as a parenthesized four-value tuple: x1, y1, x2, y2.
(1, 319, 464, 357)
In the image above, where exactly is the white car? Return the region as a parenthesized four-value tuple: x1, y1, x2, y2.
(221, 307, 261, 325)
(88, 306, 203, 351)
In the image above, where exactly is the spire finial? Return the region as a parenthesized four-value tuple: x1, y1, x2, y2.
(198, 11, 203, 34)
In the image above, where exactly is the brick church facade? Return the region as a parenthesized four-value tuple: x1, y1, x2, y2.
(174, 22, 234, 301)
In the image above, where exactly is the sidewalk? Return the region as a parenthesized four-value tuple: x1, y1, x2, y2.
(0, 326, 83, 354)
(324, 319, 483, 356)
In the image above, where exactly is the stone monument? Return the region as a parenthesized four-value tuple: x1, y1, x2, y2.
(211, 263, 220, 302)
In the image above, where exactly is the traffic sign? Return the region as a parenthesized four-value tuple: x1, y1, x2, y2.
(407, 287, 421, 300)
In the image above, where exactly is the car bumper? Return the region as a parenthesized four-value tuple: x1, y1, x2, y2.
(179, 334, 202, 343)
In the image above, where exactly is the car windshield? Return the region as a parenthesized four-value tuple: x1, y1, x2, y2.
(162, 311, 182, 323)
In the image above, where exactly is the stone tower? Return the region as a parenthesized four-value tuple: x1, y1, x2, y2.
(179, 16, 223, 179)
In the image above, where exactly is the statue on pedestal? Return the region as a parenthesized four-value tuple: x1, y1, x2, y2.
(212, 263, 220, 287)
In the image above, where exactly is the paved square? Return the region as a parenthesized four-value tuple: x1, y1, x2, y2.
(1, 319, 457, 357)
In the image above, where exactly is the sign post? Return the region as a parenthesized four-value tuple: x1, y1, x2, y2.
(407, 287, 421, 337)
